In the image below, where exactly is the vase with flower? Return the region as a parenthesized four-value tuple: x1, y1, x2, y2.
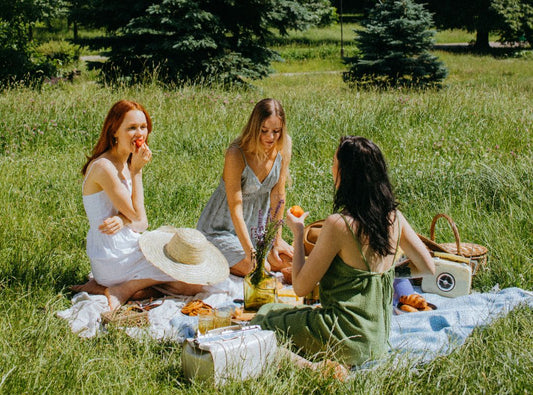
(243, 201, 284, 311)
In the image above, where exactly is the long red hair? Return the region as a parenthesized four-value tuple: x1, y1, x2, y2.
(82, 100, 152, 175)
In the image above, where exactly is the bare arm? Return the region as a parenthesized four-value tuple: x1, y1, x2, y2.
(285, 212, 341, 296)
(223, 147, 254, 263)
(86, 145, 151, 232)
(270, 138, 294, 262)
(397, 211, 436, 276)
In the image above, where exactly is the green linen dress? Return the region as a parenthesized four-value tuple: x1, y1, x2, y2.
(251, 215, 397, 366)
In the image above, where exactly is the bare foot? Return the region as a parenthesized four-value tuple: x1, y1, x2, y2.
(316, 360, 350, 382)
(70, 279, 106, 295)
(104, 287, 129, 311)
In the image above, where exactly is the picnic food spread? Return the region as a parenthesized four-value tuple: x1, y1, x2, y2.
(398, 293, 434, 312)
(181, 299, 213, 316)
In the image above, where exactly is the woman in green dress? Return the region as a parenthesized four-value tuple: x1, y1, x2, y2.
(251, 136, 435, 369)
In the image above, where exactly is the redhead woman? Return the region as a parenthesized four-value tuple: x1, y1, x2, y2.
(76, 100, 211, 310)
(251, 136, 436, 368)
(197, 98, 293, 276)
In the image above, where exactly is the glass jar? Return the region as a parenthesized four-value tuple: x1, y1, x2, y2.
(243, 250, 278, 311)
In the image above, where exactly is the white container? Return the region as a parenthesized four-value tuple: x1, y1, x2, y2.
(421, 257, 472, 298)
(181, 325, 277, 385)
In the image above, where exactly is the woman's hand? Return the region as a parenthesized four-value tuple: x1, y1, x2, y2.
(285, 208, 308, 235)
(130, 143, 152, 174)
(268, 238, 294, 270)
(99, 215, 125, 235)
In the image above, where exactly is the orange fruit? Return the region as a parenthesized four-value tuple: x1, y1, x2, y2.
(290, 205, 304, 218)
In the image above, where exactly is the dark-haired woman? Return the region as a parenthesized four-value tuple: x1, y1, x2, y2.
(251, 136, 435, 368)
(74, 100, 203, 310)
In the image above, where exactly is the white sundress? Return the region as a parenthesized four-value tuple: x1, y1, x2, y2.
(82, 161, 175, 287)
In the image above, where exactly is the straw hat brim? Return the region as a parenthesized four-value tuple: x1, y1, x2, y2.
(139, 228, 229, 285)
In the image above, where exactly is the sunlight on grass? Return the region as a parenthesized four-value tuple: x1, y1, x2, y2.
(0, 21, 532, 395)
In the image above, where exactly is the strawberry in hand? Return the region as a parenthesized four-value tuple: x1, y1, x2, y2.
(134, 138, 145, 148)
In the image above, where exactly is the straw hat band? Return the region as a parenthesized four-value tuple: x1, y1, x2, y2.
(164, 230, 209, 265)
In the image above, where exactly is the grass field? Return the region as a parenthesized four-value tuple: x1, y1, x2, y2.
(1, 23, 532, 394)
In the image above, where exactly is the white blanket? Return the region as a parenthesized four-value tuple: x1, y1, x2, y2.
(57, 280, 533, 364)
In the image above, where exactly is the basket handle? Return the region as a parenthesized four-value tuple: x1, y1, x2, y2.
(429, 213, 462, 254)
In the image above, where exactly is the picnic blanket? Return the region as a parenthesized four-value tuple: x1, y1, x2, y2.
(57, 278, 533, 364)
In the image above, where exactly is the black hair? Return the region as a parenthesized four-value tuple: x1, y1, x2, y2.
(333, 136, 399, 256)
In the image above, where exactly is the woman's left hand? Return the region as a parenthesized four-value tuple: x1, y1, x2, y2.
(285, 208, 308, 234)
(268, 238, 294, 271)
(98, 215, 125, 235)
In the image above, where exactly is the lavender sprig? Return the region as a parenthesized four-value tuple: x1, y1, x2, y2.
(250, 200, 284, 285)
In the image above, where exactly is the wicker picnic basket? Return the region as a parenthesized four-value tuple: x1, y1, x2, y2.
(101, 306, 150, 327)
(418, 213, 489, 275)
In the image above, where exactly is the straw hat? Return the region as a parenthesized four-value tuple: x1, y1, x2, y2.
(139, 227, 229, 285)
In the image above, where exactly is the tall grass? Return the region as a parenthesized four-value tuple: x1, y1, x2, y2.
(0, 29, 532, 393)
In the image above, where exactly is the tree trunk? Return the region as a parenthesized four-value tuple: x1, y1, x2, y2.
(474, 28, 491, 51)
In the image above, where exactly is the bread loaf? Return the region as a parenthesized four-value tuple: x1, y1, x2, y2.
(399, 294, 428, 309)
(400, 304, 418, 312)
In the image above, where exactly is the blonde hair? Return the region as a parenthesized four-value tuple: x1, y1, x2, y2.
(231, 98, 290, 159)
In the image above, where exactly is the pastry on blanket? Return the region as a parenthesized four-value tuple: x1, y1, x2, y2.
(399, 294, 428, 309)
(231, 307, 256, 321)
(418, 305, 433, 311)
(399, 304, 418, 313)
(181, 299, 213, 316)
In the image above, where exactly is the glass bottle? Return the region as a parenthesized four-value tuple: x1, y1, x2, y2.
(243, 249, 277, 311)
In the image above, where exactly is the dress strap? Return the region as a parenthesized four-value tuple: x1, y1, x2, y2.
(82, 159, 99, 191)
(340, 214, 372, 272)
(237, 146, 248, 165)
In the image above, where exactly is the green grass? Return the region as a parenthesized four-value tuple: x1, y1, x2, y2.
(1, 24, 532, 393)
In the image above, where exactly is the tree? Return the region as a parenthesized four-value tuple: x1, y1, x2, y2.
(493, 0, 533, 46)
(0, 0, 62, 85)
(417, 0, 503, 50)
(343, 0, 447, 89)
(71, 0, 334, 85)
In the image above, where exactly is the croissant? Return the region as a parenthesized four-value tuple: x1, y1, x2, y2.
(399, 294, 428, 309)
(400, 304, 418, 312)
(418, 305, 433, 311)
(181, 300, 213, 316)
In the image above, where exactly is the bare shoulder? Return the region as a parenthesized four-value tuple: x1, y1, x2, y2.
(225, 145, 245, 164)
(90, 157, 117, 178)
(323, 213, 351, 233)
(223, 145, 245, 181)
(395, 210, 407, 227)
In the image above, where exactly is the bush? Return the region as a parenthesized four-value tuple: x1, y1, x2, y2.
(0, 47, 57, 87)
(36, 40, 81, 66)
(0, 21, 58, 87)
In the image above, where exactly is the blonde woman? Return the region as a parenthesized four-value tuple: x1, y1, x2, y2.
(197, 98, 293, 276)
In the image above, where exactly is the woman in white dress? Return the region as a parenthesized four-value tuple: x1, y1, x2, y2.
(76, 100, 204, 310)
